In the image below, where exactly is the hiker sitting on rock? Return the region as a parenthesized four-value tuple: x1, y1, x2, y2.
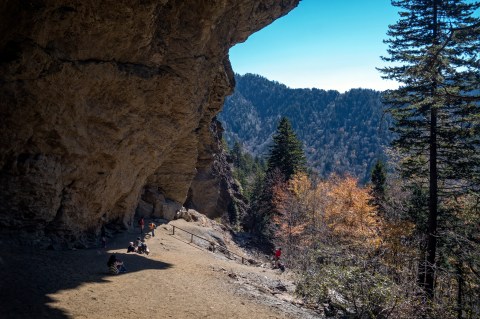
(107, 254, 127, 275)
(134, 237, 142, 249)
(137, 239, 149, 255)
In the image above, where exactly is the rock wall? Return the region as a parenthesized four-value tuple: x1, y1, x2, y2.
(0, 0, 299, 242)
(185, 117, 248, 221)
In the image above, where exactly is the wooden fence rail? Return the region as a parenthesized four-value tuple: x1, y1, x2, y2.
(171, 225, 249, 264)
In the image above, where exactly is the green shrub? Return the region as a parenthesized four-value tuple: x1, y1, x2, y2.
(296, 259, 420, 318)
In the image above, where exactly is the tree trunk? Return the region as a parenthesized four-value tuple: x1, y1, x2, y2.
(423, 0, 440, 300)
(457, 263, 464, 319)
(425, 105, 438, 299)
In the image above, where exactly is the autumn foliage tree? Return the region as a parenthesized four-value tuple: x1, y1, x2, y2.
(270, 173, 383, 269)
(324, 175, 380, 248)
(270, 172, 426, 318)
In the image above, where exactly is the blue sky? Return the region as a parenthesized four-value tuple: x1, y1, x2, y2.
(229, 0, 400, 92)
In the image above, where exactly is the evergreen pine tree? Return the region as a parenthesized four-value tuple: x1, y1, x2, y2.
(245, 117, 307, 248)
(243, 168, 279, 250)
(266, 117, 307, 181)
(371, 159, 387, 208)
(231, 141, 242, 168)
(379, 0, 480, 300)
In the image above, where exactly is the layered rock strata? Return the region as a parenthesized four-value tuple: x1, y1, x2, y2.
(0, 0, 299, 243)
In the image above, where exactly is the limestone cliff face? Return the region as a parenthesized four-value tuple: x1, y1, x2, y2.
(186, 118, 248, 221)
(0, 0, 299, 242)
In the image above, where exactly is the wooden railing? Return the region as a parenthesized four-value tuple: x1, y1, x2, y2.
(170, 225, 251, 264)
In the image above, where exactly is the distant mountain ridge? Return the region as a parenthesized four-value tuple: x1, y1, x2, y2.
(218, 73, 392, 182)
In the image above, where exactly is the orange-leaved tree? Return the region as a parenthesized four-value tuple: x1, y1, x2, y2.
(324, 175, 380, 249)
(271, 173, 382, 264)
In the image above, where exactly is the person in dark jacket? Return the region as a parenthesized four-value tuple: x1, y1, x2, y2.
(138, 217, 145, 234)
(100, 225, 107, 248)
(127, 242, 136, 253)
(107, 254, 126, 274)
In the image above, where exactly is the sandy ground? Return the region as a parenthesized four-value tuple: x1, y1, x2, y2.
(0, 220, 321, 319)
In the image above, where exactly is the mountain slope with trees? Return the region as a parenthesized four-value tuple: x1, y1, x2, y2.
(219, 1, 479, 316)
(218, 73, 392, 182)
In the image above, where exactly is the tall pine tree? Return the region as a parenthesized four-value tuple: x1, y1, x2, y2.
(371, 159, 387, 210)
(245, 117, 306, 247)
(379, 0, 480, 300)
(266, 117, 307, 181)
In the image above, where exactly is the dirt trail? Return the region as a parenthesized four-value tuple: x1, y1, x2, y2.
(0, 220, 321, 319)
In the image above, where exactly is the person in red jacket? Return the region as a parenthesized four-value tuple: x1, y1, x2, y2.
(274, 247, 282, 266)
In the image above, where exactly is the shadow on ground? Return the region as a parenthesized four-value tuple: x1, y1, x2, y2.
(0, 229, 172, 319)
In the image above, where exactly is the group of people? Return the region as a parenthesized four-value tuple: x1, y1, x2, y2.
(128, 217, 157, 255)
(138, 217, 157, 237)
(107, 236, 152, 275)
(105, 217, 157, 275)
(127, 237, 149, 255)
(107, 220, 284, 276)
(100, 217, 156, 249)
(106, 236, 152, 275)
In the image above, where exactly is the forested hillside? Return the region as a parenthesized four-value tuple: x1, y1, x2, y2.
(219, 1, 480, 316)
(218, 73, 392, 181)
